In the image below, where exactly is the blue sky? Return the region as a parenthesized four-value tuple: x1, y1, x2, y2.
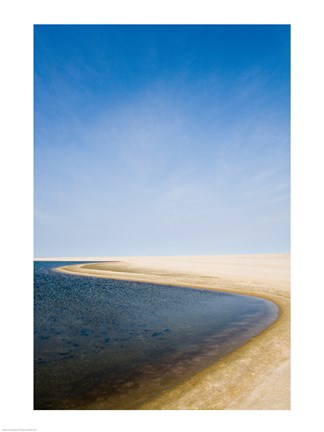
(34, 25, 290, 257)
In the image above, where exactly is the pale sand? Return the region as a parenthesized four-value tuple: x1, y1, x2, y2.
(55, 254, 290, 410)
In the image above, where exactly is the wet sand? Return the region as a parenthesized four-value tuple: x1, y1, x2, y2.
(55, 254, 290, 410)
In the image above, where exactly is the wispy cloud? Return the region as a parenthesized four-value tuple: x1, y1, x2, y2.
(34, 25, 290, 256)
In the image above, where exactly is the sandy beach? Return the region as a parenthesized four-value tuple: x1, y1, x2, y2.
(55, 253, 290, 410)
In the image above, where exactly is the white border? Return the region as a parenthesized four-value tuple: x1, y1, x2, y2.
(1, 1, 323, 431)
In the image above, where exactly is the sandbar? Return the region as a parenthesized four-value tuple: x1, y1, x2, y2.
(54, 253, 290, 410)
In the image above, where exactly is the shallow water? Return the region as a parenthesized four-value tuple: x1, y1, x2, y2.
(34, 261, 278, 409)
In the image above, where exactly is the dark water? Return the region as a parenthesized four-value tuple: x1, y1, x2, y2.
(34, 261, 278, 410)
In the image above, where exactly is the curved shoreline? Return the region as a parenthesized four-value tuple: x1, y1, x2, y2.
(55, 254, 290, 409)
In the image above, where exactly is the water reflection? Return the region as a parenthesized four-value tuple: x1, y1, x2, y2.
(34, 261, 278, 409)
